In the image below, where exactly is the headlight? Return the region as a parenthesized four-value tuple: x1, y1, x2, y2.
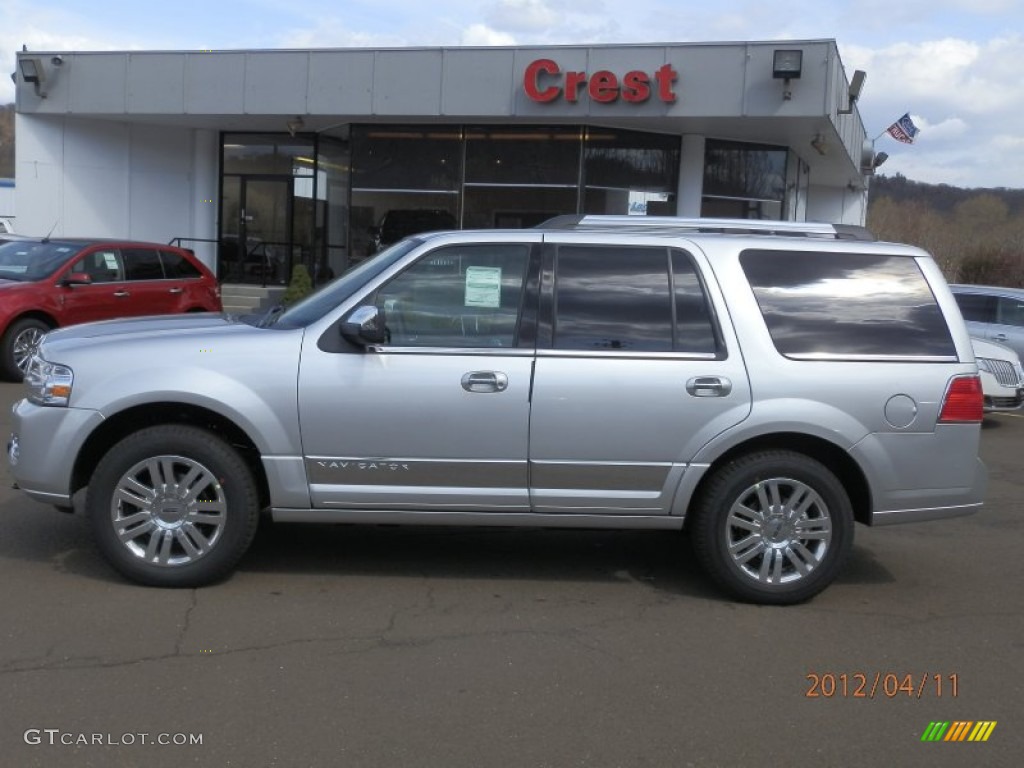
(24, 355, 74, 407)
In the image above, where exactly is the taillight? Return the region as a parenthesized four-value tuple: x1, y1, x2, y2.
(938, 375, 983, 423)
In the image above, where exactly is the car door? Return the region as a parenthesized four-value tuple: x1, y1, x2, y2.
(59, 247, 133, 324)
(120, 247, 181, 315)
(528, 236, 751, 515)
(955, 291, 1024, 359)
(296, 237, 539, 512)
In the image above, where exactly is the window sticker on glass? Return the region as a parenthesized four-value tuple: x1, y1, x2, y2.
(102, 253, 119, 270)
(465, 266, 502, 308)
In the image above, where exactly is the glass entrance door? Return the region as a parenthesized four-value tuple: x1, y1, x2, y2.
(240, 178, 291, 285)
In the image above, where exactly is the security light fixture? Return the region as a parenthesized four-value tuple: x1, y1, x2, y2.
(838, 69, 867, 114)
(19, 57, 46, 97)
(772, 50, 802, 79)
(773, 49, 802, 100)
(811, 134, 827, 156)
(286, 116, 305, 137)
(873, 151, 889, 169)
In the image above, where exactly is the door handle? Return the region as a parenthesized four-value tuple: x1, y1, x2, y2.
(112, 290, 130, 298)
(993, 333, 1008, 341)
(686, 376, 732, 397)
(168, 287, 184, 294)
(461, 371, 509, 393)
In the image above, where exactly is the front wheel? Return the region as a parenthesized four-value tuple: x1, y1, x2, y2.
(1, 317, 51, 381)
(691, 451, 854, 605)
(87, 425, 260, 587)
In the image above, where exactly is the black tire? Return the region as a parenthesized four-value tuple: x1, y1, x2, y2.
(1, 317, 51, 382)
(691, 450, 854, 605)
(86, 425, 260, 587)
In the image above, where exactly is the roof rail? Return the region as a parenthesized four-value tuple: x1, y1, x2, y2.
(536, 215, 875, 241)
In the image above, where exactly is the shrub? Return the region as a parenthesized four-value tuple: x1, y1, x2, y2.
(281, 264, 313, 305)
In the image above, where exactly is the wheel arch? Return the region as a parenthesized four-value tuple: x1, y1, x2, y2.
(685, 432, 872, 527)
(4, 310, 59, 333)
(71, 402, 270, 509)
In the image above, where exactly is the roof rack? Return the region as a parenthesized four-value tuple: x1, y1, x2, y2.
(536, 215, 875, 241)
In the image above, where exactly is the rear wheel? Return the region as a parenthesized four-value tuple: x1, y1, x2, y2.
(1, 317, 51, 381)
(692, 451, 853, 605)
(87, 425, 260, 587)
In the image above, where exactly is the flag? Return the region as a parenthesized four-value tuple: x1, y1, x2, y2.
(886, 113, 920, 144)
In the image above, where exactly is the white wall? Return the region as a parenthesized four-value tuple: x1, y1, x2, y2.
(15, 115, 216, 265)
(805, 183, 867, 225)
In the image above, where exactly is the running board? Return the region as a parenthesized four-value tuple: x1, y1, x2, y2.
(271, 508, 684, 530)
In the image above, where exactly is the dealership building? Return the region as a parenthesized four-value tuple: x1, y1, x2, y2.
(12, 39, 875, 285)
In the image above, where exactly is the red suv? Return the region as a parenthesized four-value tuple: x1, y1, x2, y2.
(0, 238, 221, 380)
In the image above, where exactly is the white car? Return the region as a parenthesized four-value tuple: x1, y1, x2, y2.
(972, 337, 1024, 412)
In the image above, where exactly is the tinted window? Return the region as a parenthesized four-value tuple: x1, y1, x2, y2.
(954, 293, 997, 323)
(123, 248, 164, 280)
(555, 246, 708, 353)
(160, 250, 202, 279)
(672, 251, 720, 355)
(741, 250, 956, 358)
(376, 244, 529, 348)
(75, 249, 124, 283)
(996, 297, 1024, 327)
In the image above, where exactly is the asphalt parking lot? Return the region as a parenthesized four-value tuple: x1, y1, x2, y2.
(0, 380, 1021, 768)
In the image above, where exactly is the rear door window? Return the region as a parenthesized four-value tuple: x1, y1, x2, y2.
(996, 297, 1024, 327)
(954, 293, 997, 323)
(123, 248, 165, 280)
(740, 250, 956, 359)
(551, 245, 720, 356)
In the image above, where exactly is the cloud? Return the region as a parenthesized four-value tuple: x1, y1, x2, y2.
(484, 0, 561, 33)
(461, 24, 518, 47)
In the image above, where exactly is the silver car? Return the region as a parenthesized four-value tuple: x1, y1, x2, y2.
(971, 337, 1024, 412)
(952, 283, 1024, 360)
(7, 217, 987, 604)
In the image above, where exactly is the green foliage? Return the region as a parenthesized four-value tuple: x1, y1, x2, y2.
(281, 264, 313, 305)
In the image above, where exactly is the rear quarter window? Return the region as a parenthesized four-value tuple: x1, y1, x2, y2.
(160, 250, 203, 279)
(740, 250, 956, 359)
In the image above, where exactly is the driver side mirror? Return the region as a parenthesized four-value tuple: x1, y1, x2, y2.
(62, 272, 92, 287)
(341, 305, 388, 346)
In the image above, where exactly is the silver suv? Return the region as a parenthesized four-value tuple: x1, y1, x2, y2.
(7, 217, 987, 604)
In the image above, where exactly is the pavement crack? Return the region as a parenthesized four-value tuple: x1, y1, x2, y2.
(175, 589, 199, 656)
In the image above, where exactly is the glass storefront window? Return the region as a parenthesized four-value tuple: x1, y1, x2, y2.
(584, 129, 680, 190)
(582, 128, 679, 216)
(701, 139, 788, 220)
(223, 134, 315, 176)
(465, 126, 581, 186)
(352, 127, 462, 191)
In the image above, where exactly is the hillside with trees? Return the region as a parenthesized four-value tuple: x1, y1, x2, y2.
(868, 174, 1024, 287)
(0, 104, 13, 178)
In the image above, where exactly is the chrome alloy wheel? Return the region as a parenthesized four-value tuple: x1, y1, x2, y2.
(725, 477, 833, 585)
(110, 455, 227, 567)
(13, 326, 47, 373)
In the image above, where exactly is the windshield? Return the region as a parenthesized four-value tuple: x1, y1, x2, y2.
(266, 239, 421, 329)
(0, 241, 85, 282)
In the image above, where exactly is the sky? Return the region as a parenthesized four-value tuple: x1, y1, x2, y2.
(2, 0, 1023, 189)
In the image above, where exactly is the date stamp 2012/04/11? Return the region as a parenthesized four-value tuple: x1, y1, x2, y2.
(806, 672, 959, 699)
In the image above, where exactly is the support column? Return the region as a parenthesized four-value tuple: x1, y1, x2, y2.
(676, 134, 705, 217)
(191, 129, 218, 273)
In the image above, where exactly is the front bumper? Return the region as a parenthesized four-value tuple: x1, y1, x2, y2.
(7, 399, 104, 505)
